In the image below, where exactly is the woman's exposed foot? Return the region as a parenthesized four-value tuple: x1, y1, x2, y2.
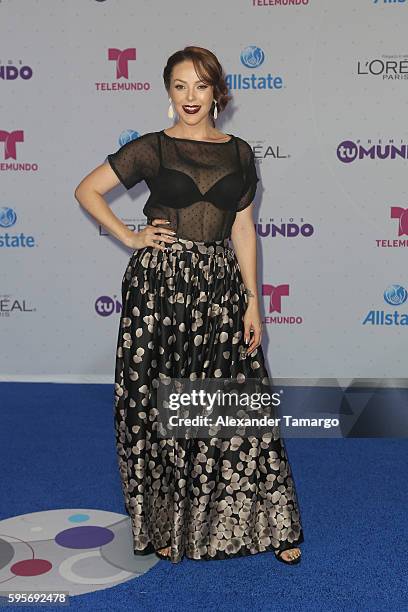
(276, 547, 301, 562)
(157, 546, 301, 562)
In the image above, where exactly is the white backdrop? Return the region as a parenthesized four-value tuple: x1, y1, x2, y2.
(1, 0, 407, 383)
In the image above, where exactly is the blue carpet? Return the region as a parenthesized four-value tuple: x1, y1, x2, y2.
(0, 382, 407, 611)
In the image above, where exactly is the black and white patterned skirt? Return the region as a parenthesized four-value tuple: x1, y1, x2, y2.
(113, 236, 305, 563)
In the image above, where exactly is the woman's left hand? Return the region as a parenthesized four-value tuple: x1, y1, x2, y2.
(243, 304, 263, 356)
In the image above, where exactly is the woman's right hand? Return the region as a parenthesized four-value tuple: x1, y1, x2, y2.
(124, 218, 177, 252)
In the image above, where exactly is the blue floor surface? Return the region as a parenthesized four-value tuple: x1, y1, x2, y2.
(0, 382, 407, 611)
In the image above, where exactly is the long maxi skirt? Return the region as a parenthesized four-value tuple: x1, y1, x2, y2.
(113, 236, 305, 563)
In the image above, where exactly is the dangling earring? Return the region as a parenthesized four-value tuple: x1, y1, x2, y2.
(213, 99, 218, 120)
(168, 97, 174, 119)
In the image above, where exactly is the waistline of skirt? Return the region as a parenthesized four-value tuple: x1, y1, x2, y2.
(157, 236, 231, 256)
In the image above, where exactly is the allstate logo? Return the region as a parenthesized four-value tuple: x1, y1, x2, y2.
(227, 47, 282, 91)
(383, 284, 407, 306)
(240, 46, 265, 69)
(119, 130, 140, 146)
(0, 207, 17, 228)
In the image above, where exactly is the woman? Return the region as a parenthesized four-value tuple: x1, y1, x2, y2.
(74, 46, 304, 565)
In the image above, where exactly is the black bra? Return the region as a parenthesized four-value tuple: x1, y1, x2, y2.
(155, 131, 244, 210)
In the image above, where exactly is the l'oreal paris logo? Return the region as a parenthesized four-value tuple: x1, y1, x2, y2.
(357, 57, 408, 79)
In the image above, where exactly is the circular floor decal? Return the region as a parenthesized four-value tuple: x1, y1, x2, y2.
(0, 509, 159, 597)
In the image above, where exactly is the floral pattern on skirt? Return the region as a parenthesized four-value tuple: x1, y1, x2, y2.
(114, 236, 305, 563)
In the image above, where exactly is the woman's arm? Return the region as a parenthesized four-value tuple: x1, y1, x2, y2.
(74, 163, 136, 246)
(230, 203, 263, 356)
(74, 163, 176, 251)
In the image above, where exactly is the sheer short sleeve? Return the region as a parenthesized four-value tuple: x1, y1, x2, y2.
(237, 141, 259, 212)
(106, 132, 159, 190)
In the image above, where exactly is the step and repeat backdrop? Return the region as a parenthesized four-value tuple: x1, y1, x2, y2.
(1, 0, 407, 383)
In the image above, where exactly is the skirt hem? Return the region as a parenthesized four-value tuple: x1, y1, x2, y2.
(129, 531, 305, 564)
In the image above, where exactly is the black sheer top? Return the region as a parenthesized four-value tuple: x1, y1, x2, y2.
(106, 130, 259, 241)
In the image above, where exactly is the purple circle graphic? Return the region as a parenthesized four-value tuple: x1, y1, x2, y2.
(95, 295, 116, 317)
(337, 140, 357, 163)
(55, 525, 114, 549)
